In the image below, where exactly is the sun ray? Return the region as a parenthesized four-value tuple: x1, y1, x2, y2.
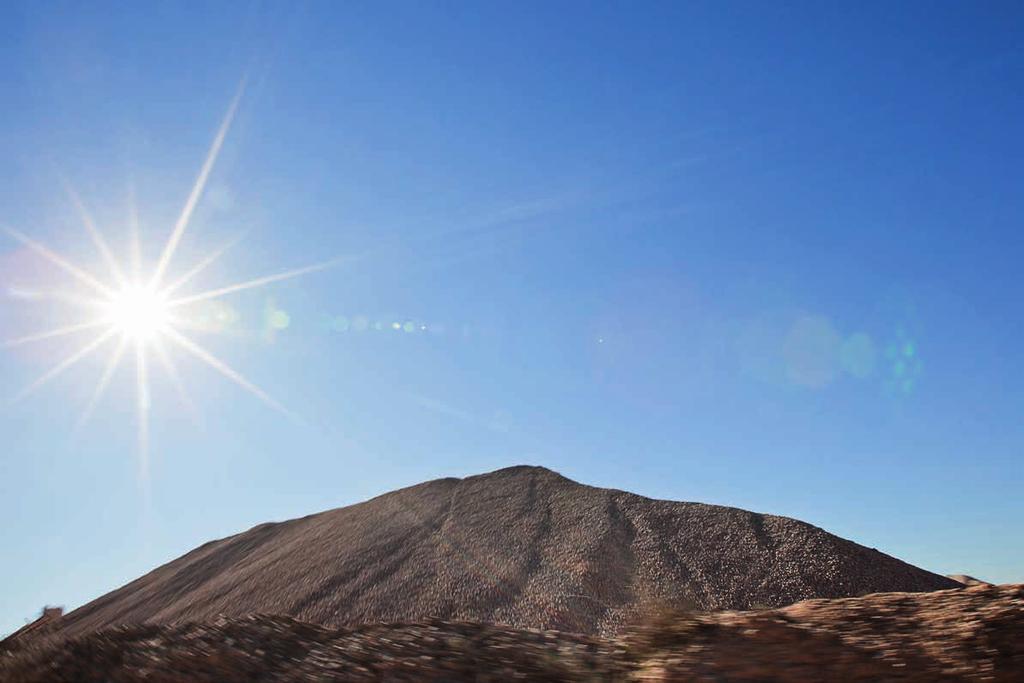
(135, 340, 151, 483)
(4, 288, 108, 310)
(127, 182, 143, 283)
(9, 327, 117, 405)
(149, 81, 246, 290)
(164, 327, 291, 417)
(160, 233, 244, 297)
(63, 182, 128, 288)
(166, 258, 344, 308)
(162, 314, 252, 341)
(74, 334, 129, 433)
(151, 337, 201, 427)
(3, 319, 110, 349)
(2, 226, 116, 298)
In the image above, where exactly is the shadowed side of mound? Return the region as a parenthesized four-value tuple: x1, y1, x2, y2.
(54, 465, 961, 638)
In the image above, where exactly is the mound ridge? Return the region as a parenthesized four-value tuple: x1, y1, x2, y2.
(56, 465, 959, 637)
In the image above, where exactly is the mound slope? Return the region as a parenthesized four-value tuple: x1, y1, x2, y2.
(56, 465, 959, 637)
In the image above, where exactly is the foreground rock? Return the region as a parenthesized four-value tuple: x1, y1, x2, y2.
(3, 584, 1019, 682)
(55, 466, 959, 638)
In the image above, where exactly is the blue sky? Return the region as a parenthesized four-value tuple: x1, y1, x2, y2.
(1, 2, 1022, 634)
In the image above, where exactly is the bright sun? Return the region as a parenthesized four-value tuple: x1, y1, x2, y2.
(104, 287, 171, 341)
(2, 83, 338, 480)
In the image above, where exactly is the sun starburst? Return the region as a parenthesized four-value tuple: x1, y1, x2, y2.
(2, 84, 338, 478)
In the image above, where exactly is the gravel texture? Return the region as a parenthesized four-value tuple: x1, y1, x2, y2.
(53, 465, 959, 638)
(3, 584, 1020, 682)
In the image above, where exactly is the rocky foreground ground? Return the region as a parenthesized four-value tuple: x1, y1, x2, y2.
(2, 583, 1020, 682)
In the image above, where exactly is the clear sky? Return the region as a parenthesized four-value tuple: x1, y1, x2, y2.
(2, 2, 1022, 635)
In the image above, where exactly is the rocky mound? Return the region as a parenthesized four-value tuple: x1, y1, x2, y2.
(3, 584, 1020, 682)
(55, 466, 958, 638)
(949, 574, 994, 587)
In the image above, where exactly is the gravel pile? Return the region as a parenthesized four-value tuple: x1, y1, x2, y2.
(3, 584, 1020, 682)
(54, 465, 959, 638)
